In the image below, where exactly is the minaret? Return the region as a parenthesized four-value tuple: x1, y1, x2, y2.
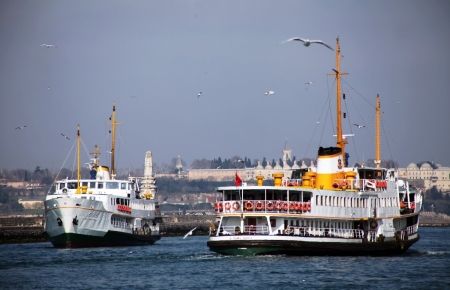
(141, 151, 157, 199)
(175, 155, 183, 177)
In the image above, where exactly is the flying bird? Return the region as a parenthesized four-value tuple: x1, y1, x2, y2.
(15, 125, 27, 130)
(305, 81, 313, 86)
(353, 123, 366, 128)
(264, 90, 275, 96)
(60, 133, 70, 140)
(197, 92, 203, 99)
(40, 43, 56, 48)
(183, 226, 198, 239)
(283, 37, 334, 51)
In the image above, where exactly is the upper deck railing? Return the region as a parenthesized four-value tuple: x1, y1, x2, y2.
(214, 200, 311, 214)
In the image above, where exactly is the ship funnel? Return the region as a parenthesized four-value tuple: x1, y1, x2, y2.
(315, 147, 345, 189)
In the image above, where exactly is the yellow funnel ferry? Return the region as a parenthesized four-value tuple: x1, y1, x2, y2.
(207, 38, 422, 255)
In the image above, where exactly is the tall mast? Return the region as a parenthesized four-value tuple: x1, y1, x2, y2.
(334, 37, 346, 162)
(375, 94, 381, 169)
(76, 124, 81, 194)
(110, 105, 117, 178)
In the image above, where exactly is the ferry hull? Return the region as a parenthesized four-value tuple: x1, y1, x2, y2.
(207, 235, 419, 256)
(48, 231, 161, 248)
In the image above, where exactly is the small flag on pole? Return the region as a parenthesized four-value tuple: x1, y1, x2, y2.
(234, 172, 242, 186)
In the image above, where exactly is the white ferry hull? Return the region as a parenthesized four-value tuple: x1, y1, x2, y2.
(45, 197, 160, 248)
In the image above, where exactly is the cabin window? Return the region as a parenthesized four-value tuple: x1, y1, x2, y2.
(98, 182, 104, 189)
(67, 182, 78, 189)
(106, 182, 119, 189)
(59, 183, 65, 190)
(90, 182, 96, 188)
(121, 183, 126, 190)
(82, 182, 88, 187)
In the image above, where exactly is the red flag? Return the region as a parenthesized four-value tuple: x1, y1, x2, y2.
(234, 172, 242, 186)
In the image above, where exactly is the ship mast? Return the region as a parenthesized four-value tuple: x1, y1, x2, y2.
(76, 124, 81, 194)
(374, 94, 381, 169)
(110, 105, 117, 178)
(334, 37, 347, 163)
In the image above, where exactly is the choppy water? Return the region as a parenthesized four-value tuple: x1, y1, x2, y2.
(0, 227, 449, 289)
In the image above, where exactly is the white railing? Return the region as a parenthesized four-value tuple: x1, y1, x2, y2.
(217, 225, 364, 239)
(283, 226, 364, 239)
(406, 224, 418, 235)
(218, 225, 269, 236)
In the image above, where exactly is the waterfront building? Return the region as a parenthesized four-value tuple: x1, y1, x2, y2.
(397, 162, 450, 191)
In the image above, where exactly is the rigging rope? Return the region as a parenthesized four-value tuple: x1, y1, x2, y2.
(47, 142, 75, 194)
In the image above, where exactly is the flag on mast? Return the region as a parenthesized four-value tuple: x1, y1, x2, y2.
(234, 172, 242, 186)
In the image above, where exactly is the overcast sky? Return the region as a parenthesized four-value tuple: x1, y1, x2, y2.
(1, 0, 449, 170)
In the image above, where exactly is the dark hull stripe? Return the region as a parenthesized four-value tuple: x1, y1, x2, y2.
(48, 231, 161, 248)
(207, 236, 419, 256)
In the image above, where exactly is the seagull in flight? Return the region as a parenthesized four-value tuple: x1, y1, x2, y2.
(183, 226, 198, 239)
(353, 123, 366, 128)
(60, 133, 70, 140)
(305, 81, 313, 86)
(283, 37, 334, 51)
(197, 91, 203, 99)
(40, 43, 56, 48)
(264, 90, 275, 96)
(15, 125, 27, 130)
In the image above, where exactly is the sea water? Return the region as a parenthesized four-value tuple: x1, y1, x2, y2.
(0, 227, 449, 289)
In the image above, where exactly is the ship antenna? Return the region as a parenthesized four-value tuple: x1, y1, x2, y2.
(76, 124, 81, 194)
(110, 105, 117, 178)
(375, 94, 381, 169)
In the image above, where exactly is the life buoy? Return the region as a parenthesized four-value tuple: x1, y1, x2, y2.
(218, 202, 223, 211)
(306, 202, 311, 211)
(233, 202, 240, 211)
(62, 188, 68, 194)
(340, 181, 348, 189)
(225, 202, 231, 210)
(289, 202, 296, 211)
(294, 202, 300, 211)
(282, 202, 289, 211)
(276, 201, 283, 211)
(245, 201, 254, 211)
(332, 182, 339, 189)
(266, 201, 274, 211)
(255, 201, 263, 211)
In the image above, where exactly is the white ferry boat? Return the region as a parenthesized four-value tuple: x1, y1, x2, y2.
(207, 38, 422, 255)
(44, 106, 161, 248)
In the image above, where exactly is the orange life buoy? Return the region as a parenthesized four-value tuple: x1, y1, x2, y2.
(276, 201, 283, 211)
(233, 201, 240, 210)
(245, 201, 254, 211)
(225, 202, 231, 210)
(255, 201, 263, 211)
(289, 202, 296, 211)
(306, 202, 311, 211)
(282, 202, 289, 211)
(266, 201, 274, 211)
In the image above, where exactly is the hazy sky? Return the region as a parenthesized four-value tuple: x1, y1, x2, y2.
(1, 0, 449, 170)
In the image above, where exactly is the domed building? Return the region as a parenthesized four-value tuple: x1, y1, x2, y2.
(398, 161, 450, 191)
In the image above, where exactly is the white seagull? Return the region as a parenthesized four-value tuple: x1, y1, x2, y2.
(264, 90, 275, 96)
(197, 92, 203, 99)
(60, 133, 70, 140)
(15, 125, 27, 130)
(353, 123, 366, 129)
(283, 37, 333, 51)
(183, 226, 198, 239)
(40, 43, 56, 48)
(305, 81, 313, 86)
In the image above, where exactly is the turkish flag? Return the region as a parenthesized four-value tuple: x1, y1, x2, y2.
(234, 173, 242, 186)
